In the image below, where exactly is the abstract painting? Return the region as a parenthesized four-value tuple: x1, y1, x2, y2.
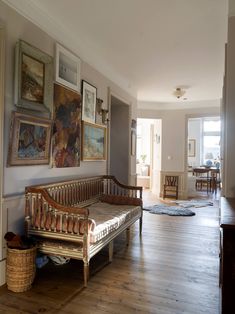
(52, 83, 81, 167)
(82, 122, 106, 161)
(7, 111, 52, 166)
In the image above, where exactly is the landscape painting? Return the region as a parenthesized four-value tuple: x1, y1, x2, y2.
(82, 122, 106, 161)
(21, 53, 44, 103)
(55, 43, 81, 92)
(7, 111, 52, 166)
(52, 83, 81, 168)
(14, 40, 53, 113)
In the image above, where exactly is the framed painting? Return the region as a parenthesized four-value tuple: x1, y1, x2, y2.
(55, 43, 81, 92)
(14, 40, 53, 113)
(81, 80, 97, 123)
(82, 122, 106, 161)
(52, 83, 81, 168)
(7, 111, 52, 166)
(188, 139, 196, 157)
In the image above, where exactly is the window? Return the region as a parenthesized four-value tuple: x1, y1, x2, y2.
(136, 119, 152, 164)
(202, 119, 220, 165)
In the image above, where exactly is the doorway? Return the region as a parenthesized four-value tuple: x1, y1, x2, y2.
(136, 118, 161, 194)
(187, 117, 221, 198)
(109, 95, 130, 185)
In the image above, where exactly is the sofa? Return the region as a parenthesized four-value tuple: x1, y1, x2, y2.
(25, 175, 143, 286)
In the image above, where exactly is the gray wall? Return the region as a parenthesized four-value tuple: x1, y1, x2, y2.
(0, 1, 137, 196)
(110, 98, 129, 184)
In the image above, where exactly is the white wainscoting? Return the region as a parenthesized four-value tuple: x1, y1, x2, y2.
(0, 193, 25, 286)
(0, 260, 6, 286)
(0, 194, 25, 260)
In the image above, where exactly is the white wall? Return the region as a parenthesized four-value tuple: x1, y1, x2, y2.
(138, 105, 220, 198)
(138, 105, 220, 173)
(0, 1, 137, 197)
(188, 119, 201, 167)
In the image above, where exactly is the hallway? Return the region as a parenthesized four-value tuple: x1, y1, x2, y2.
(0, 190, 220, 313)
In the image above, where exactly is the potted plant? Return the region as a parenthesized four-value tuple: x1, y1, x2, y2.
(140, 154, 147, 164)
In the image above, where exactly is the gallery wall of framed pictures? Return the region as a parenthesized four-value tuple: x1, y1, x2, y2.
(9, 38, 109, 167)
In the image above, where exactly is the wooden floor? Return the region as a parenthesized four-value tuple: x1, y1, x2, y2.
(0, 190, 220, 314)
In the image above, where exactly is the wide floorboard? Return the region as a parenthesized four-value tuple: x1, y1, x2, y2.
(0, 191, 220, 314)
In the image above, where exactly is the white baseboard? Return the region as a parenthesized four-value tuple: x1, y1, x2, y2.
(0, 259, 6, 286)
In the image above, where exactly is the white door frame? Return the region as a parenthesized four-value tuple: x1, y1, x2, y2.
(0, 27, 5, 285)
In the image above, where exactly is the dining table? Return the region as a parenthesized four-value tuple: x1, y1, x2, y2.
(192, 166, 220, 193)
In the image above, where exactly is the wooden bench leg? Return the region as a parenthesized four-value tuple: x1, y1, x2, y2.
(83, 261, 89, 287)
(126, 228, 130, 246)
(109, 240, 113, 262)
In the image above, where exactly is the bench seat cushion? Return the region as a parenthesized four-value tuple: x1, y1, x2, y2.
(88, 202, 141, 243)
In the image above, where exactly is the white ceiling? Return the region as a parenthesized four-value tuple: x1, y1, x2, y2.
(4, 0, 228, 103)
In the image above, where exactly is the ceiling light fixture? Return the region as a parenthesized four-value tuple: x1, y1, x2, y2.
(173, 87, 186, 99)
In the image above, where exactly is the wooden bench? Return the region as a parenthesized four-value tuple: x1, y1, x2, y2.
(25, 175, 143, 286)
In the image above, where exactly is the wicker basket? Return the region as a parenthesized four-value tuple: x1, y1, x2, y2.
(6, 246, 36, 292)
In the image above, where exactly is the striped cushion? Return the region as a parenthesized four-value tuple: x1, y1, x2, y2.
(88, 202, 141, 243)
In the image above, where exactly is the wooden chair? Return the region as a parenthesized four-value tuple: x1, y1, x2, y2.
(163, 175, 179, 200)
(210, 168, 221, 193)
(193, 168, 211, 193)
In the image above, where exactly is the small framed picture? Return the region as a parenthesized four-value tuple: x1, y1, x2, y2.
(14, 40, 53, 113)
(82, 121, 106, 161)
(55, 43, 81, 92)
(7, 111, 52, 166)
(82, 80, 97, 123)
(188, 139, 196, 157)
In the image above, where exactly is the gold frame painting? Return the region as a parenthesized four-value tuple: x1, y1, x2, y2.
(7, 111, 52, 166)
(82, 122, 106, 161)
